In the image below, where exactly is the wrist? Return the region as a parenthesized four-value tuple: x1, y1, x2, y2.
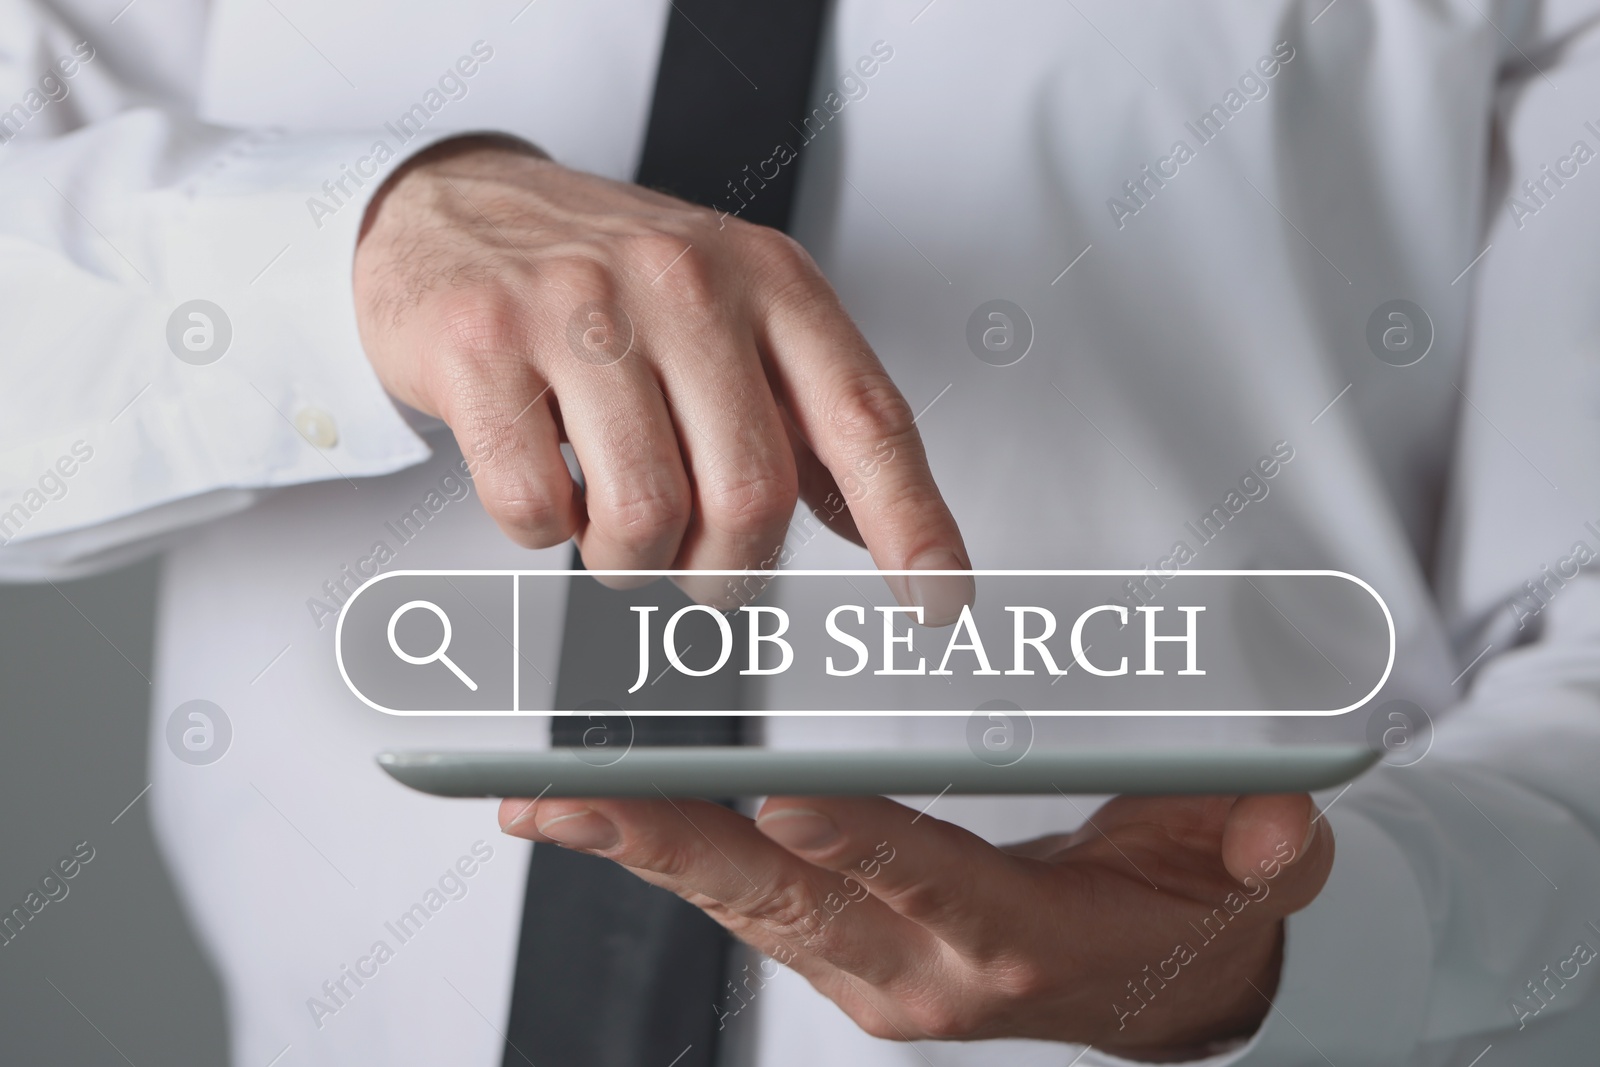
(356, 132, 551, 245)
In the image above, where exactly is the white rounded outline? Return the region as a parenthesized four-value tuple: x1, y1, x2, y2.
(336, 570, 1397, 717)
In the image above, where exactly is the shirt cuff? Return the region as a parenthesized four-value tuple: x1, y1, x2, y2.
(0, 121, 491, 574)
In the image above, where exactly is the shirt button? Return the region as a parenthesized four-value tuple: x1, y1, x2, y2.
(295, 407, 339, 449)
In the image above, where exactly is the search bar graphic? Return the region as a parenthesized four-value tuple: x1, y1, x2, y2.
(387, 600, 479, 691)
(335, 570, 1395, 717)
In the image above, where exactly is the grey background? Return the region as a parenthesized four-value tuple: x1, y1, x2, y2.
(0, 558, 227, 1064)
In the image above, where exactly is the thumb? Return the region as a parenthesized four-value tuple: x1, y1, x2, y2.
(1220, 794, 1333, 910)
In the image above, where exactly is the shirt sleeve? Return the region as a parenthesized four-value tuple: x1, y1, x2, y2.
(1087, 2, 1600, 1061)
(0, 1, 466, 581)
(1228, 3, 1600, 1060)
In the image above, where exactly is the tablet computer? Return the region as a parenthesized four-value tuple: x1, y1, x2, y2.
(376, 744, 1380, 798)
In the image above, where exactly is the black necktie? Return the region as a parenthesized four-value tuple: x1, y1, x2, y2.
(502, 4, 827, 1065)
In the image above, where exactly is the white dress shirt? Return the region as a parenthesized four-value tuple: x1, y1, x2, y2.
(4, 2, 1600, 1065)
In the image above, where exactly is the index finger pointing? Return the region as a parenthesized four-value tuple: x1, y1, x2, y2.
(750, 239, 973, 623)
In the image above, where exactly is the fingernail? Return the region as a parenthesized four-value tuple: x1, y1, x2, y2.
(756, 809, 839, 851)
(536, 810, 620, 851)
(1301, 815, 1321, 857)
(901, 549, 974, 628)
(500, 800, 540, 834)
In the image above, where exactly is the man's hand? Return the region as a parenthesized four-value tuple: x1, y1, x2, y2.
(497, 790, 1333, 1057)
(354, 138, 970, 613)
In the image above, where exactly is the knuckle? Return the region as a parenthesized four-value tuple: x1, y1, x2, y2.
(701, 468, 798, 540)
(593, 476, 690, 547)
(792, 911, 851, 958)
(487, 490, 572, 545)
(875, 877, 960, 929)
(744, 226, 817, 281)
(902, 996, 979, 1040)
(545, 255, 617, 303)
(634, 234, 720, 310)
(865, 836, 997, 950)
(430, 288, 530, 366)
(849, 1009, 904, 1042)
(829, 370, 917, 446)
(739, 228, 833, 318)
(621, 836, 696, 881)
(627, 231, 693, 267)
(984, 956, 1051, 1001)
(733, 879, 824, 939)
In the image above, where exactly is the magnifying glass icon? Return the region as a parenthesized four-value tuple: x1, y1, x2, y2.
(387, 600, 478, 691)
